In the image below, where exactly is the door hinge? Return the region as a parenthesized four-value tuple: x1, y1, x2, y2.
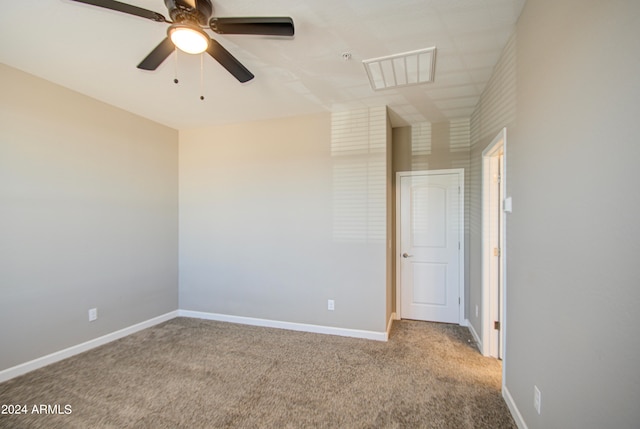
(494, 321, 501, 330)
(458, 242, 461, 250)
(493, 247, 501, 257)
(458, 297, 461, 305)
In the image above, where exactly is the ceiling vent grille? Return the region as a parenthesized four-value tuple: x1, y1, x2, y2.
(363, 47, 436, 91)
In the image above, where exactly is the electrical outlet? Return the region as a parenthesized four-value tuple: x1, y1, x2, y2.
(327, 299, 335, 311)
(534, 385, 541, 414)
(88, 308, 97, 322)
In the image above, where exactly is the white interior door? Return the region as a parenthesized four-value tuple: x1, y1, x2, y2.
(398, 170, 462, 324)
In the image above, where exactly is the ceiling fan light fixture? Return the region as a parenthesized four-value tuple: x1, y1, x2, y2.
(169, 23, 209, 54)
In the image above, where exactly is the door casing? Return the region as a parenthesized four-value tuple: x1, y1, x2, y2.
(482, 128, 507, 359)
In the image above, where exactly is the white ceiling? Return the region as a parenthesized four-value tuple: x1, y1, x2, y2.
(0, 0, 525, 129)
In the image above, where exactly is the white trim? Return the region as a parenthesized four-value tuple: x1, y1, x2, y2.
(395, 169, 465, 325)
(0, 311, 178, 383)
(179, 310, 389, 342)
(481, 128, 507, 358)
(503, 386, 528, 429)
(467, 321, 483, 353)
(0, 310, 390, 382)
(459, 318, 469, 327)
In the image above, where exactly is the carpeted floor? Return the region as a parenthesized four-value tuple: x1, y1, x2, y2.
(0, 318, 516, 428)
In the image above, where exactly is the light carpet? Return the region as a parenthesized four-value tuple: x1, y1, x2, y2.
(0, 318, 516, 428)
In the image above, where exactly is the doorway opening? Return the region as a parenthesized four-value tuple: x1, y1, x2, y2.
(482, 128, 507, 360)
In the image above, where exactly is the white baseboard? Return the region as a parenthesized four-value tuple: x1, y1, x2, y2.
(1, 309, 390, 383)
(503, 385, 528, 429)
(467, 321, 483, 354)
(0, 311, 178, 383)
(460, 318, 469, 327)
(178, 310, 389, 342)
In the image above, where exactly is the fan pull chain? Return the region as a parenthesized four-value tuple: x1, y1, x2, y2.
(200, 53, 205, 101)
(173, 47, 179, 84)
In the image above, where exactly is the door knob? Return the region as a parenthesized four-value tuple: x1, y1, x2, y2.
(402, 253, 414, 258)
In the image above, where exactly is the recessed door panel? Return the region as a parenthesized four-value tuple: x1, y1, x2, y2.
(412, 262, 447, 305)
(411, 186, 447, 248)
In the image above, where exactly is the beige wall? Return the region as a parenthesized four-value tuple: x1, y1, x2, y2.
(468, 32, 517, 343)
(0, 64, 179, 372)
(392, 120, 471, 173)
(179, 108, 390, 333)
(391, 120, 471, 316)
(470, 0, 640, 427)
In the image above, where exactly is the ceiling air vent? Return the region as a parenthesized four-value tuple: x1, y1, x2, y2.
(363, 47, 436, 91)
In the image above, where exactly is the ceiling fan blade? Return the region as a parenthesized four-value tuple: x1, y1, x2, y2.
(209, 17, 294, 36)
(206, 39, 254, 83)
(69, 0, 167, 22)
(137, 38, 175, 70)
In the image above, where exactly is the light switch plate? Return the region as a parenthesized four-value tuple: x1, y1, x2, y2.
(504, 197, 513, 213)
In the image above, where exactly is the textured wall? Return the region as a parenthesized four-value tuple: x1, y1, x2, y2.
(179, 108, 389, 333)
(391, 120, 471, 317)
(0, 65, 179, 371)
(470, 1, 640, 427)
(468, 32, 517, 346)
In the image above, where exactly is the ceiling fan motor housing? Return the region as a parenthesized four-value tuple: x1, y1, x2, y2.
(164, 0, 212, 25)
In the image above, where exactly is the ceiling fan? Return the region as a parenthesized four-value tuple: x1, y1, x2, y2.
(69, 0, 295, 83)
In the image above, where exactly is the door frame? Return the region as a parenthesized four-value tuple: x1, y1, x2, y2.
(482, 128, 507, 358)
(395, 169, 465, 324)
